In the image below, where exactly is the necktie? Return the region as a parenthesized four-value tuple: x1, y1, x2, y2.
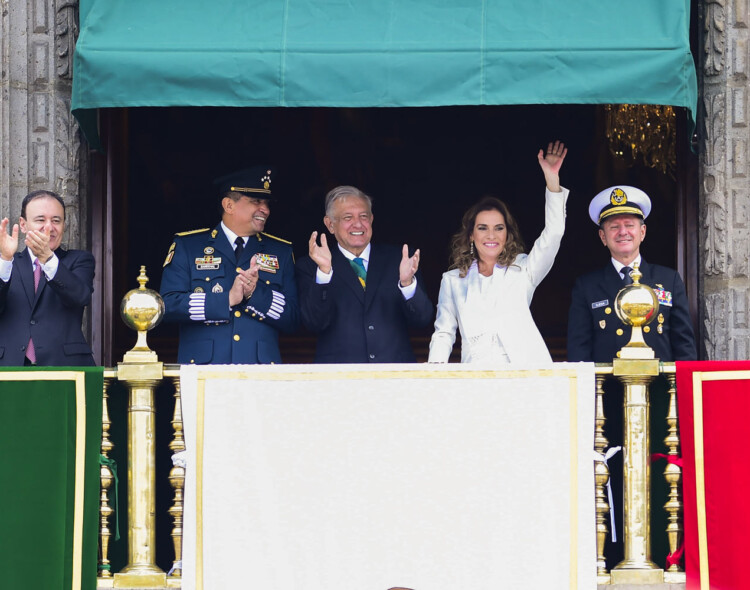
(622, 266, 633, 285)
(234, 236, 245, 262)
(26, 263, 43, 364)
(350, 257, 367, 289)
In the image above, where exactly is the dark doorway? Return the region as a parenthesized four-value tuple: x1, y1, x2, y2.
(92, 105, 697, 366)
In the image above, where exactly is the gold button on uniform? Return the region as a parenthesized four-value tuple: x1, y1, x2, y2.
(236, 267, 242, 272)
(233, 334, 240, 341)
(266, 280, 270, 285)
(616, 328, 624, 336)
(644, 326, 650, 333)
(605, 307, 612, 315)
(205, 277, 210, 282)
(234, 310, 241, 317)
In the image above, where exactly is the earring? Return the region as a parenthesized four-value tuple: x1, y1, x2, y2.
(470, 241, 474, 257)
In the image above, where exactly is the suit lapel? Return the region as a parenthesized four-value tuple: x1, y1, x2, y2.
(17, 250, 35, 305)
(239, 233, 263, 268)
(637, 259, 651, 285)
(603, 263, 623, 297)
(332, 246, 365, 304)
(363, 244, 384, 310)
(211, 225, 236, 268)
(32, 248, 61, 306)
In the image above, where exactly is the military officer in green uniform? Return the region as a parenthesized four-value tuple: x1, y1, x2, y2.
(160, 166, 299, 364)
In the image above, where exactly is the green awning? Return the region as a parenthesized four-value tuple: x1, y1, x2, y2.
(72, 0, 697, 144)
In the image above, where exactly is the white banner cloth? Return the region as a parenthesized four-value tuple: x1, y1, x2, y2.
(180, 362, 596, 590)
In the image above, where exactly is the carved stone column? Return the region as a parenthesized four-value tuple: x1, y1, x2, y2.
(700, 0, 750, 359)
(0, 0, 87, 248)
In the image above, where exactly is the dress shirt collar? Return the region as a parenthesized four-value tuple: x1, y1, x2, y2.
(338, 242, 371, 268)
(221, 222, 248, 248)
(611, 255, 642, 277)
(26, 249, 40, 268)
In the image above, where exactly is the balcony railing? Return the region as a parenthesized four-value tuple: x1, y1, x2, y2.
(95, 266, 685, 588)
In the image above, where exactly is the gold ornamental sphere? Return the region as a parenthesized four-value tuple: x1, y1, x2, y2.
(614, 268, 658, 328)
(613, 263, 660, 359)
(120, 266, 165, 332)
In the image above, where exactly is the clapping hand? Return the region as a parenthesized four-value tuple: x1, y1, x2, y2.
(309, 231, 332, 274)
(399, 244, 420, 287)
(229, 255, 260, 306)
(24, 226, 54, 263)
(0, 218, 19, 262)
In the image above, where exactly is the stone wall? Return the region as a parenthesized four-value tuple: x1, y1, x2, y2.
(700, 0, 750, 359)
(0, 0, 86, 249)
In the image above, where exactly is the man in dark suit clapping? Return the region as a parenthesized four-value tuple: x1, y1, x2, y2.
(296, 185, 433, 363)
(0, 190, 95, 366)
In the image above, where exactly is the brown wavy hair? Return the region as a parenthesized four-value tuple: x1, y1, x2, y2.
(449, 197, 525, 277)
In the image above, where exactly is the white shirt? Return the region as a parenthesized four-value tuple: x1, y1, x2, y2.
(221, 221, 248, 252)
(315, 242, 417, 299)
(0, 249, 59, 282)
(611, 255, 642, 280)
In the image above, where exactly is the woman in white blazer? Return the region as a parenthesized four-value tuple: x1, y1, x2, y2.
(428, 141, 569, 364)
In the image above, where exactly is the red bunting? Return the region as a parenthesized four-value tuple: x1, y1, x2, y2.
(676, 360, 750, 590)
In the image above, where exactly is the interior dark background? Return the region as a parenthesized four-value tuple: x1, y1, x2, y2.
(109, 104, 691, 363)
(97, 104, 694, 573)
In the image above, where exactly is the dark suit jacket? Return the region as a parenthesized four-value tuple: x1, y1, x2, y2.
(296, 243, 434, 363)
(567, 258, 696, 362)
(0, 248, 95, 366)
(160, 225, 299, 364)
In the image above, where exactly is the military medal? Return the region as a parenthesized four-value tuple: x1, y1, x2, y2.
(212, 283, 223, 293)
(195, 256, 221, 270)
(654, 287, 673, 306)
(204, 246, 215, 255)
(256, 253, 280, 273)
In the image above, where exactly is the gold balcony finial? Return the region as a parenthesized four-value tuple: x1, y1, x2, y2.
(614, 262, 660, 359)
(120, 265, 165, 363)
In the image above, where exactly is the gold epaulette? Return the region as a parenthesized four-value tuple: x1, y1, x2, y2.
(260, 232, 292, 245)
(175, 228, 210, 237)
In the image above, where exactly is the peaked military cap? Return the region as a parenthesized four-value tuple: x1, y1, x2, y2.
(588, 185, 652, 225)
(214, 166, 275, 199)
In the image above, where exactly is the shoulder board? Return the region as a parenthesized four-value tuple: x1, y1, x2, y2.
(175, 228, 210, 237)
(260, 232, 292, 245)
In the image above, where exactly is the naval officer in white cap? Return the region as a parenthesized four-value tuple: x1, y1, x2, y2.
(567, 185, 696, 362)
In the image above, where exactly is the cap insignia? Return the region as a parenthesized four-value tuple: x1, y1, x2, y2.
(610, 188, 627, 206)
(261, 170, 272, 190)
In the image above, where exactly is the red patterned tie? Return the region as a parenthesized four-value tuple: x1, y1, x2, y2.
(26, 262, 42, 364)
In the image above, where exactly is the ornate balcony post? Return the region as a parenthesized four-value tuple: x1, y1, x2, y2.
(610, 263, 664, 584)
(112, 267, 167, 588)
(165, 367, 185, 580)
(663, 368, 686, 584)
(593, 367, 612, 582)
(98, 371, 116, 580)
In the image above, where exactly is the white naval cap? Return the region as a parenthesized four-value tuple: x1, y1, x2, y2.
(588, 185, 652, 225)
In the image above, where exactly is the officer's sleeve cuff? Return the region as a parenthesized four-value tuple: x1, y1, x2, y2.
(315, 267, 333, 284)
(266, 290, 286, 320)
(189, 293, 206, 321)
(398, 277, 418, 300)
